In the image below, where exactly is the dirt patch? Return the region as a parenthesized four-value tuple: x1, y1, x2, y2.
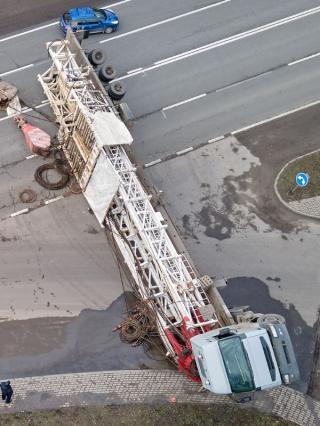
(0, 403, 293, 426)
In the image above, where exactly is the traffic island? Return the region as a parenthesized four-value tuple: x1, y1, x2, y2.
(275, 150, 320, 219)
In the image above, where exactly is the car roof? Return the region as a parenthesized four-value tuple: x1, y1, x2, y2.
(68, 7, 97, 20)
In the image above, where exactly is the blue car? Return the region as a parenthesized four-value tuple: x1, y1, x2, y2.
(60, 7, 119, 35)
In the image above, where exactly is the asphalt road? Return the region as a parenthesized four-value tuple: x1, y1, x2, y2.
(2, 0, 320, 165)
(1, 0, 320, 387)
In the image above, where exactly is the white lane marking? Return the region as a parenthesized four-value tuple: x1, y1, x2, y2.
(176, 147, 194, 155)
(288, 51, 320, 66)
(10, 208, 29, 217)
(0, 63, 34, 77)
(208, 136, 225, 143)
(102, 0, 132, 9)
(127, 67, 143, 74)
(0, 23, 58, 44)
(0, 0, 131, 44)
(154, 5, 320, 65)
(162, 93, 206, 111)
(26, 154, 38, 160)
(145, 159, 162, 168)
(231, 99, 320, 134)
(100, 0, 231, 44)
(44, 195, 64, 205)
(114, 5, 320, 81)
(0, 101, 49, 122)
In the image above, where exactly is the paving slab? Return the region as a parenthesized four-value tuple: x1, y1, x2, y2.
(0, 370, 319, 426)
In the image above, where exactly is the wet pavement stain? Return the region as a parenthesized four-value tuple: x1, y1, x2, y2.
(84, 225, 99, 235)
(182, 214, 199, 240)
(0, 293, 172, 379)
(266, 277, 281, 282)
(196, 205, 234, 240)
(219, 277, 315, 393)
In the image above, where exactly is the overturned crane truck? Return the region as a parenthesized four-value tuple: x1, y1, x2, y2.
(38, 30, 300, 396)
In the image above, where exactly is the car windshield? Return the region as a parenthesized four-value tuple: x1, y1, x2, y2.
(93, 9, 106, 19)
(218, 336, 255, 393)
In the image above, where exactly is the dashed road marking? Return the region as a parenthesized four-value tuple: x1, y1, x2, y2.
(208, 136, 225, 144)
(176, 147, 194, 155)
(162, 93, 206, 111)
(44, 195, 64, 205)
(10, 208, 29, 217)
(144, 159, 162, 168)
(0, 63, 34, 77)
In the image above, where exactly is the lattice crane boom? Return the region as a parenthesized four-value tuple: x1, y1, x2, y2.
(38, 31, 224, 380)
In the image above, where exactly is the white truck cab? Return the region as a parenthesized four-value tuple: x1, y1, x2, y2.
(191, 318, 299, 394)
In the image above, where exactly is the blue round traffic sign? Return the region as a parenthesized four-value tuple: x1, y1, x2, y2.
(295, 172, 309, 188)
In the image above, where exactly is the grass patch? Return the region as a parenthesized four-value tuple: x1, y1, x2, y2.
(0, 403, 294, 426)
(277, 151, 320, 202)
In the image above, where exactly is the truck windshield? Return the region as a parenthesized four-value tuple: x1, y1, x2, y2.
(219, 336, 255, 393)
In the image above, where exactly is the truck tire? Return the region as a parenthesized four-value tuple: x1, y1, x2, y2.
(88, 49, 105, 66)
(258, 314, 285, 326)
(108, 81, 126, 101)
(99, 64, 117, 82)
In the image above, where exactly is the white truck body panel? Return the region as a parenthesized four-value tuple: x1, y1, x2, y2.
(242, 329, 282, 390)
(83, 152, 120, 223)
(191, 326, 282, 394)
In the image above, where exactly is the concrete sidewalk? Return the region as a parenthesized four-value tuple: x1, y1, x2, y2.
(0, 370, 319, 425)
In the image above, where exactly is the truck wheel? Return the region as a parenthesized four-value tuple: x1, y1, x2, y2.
(108, 81, 126, 101)
(88, 49, 105, 66)
(99, 64, 117, 82)
(258, 314, 285, 326)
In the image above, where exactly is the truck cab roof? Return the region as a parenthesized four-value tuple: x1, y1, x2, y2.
(191, 326, 282, 394)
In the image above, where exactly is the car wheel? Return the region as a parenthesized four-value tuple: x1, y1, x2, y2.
(104, 27, 113, 34)
(88, 49, 105, 66)
(99, 64, 117, 82)
(258, 314, 286, 326)
(108, 81, 126, 101)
